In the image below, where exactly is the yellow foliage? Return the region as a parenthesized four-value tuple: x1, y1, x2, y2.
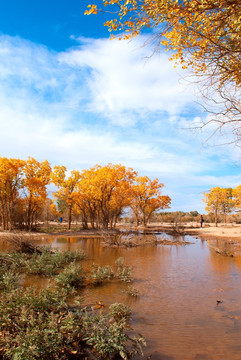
(51, 166, 81, 229)
(85, 0, 241, 87)
(0, 157, 171, 230)
(75, 163, 137, 229)
(131, 176, 171, 226)
(203, 186, 233, 226)
(23, 157, 52, 230)
(0, 157, 25, 230)
(232, 185, 241, 209)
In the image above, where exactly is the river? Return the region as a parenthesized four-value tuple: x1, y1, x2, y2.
(2, 234, 241, 360)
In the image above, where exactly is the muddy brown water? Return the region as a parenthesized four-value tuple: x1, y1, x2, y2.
(2, 234, 241, 360)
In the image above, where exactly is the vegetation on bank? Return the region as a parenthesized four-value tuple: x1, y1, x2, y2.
(203, 186, 241, 227)
(0, 237, 145, 360)
(151, 210, 241, 227)
(1, 157, 241, 235)
(0, 157, 170, 232)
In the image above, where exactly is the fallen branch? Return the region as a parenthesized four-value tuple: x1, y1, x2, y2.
(5, 233, 47, 254)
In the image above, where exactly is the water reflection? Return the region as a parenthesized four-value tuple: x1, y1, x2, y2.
(208, 239, 241, 271)
(1, 234, 241, 359)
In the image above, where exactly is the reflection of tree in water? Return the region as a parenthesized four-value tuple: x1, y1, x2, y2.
(234, 254, 241, 269)
(209, 247, 232, 273)
(208, 239, 241, 272)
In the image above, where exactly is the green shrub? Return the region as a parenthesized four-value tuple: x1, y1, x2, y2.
(89, 259, 133, 285)
(0, 252, 29, 271)
(0, 253, 27, 291)
(0, 286, 145, 360)
(0, 269, 19, 292)
(124, 285, 140, 297)
(0, 251, 145, 359)
(26, 248, 86, 276)
(61, 249, 86, 262)
(82, 307, 145, 360)
(90, 264, 115, 285)
(109, 303, 132, 321)
(55, 263, 86, 290)
(115, 258, 133, 282)
(0, 287, 83, 360)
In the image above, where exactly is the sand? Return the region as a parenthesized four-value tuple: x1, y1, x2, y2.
(189, 224, 241, 242)
(0, 223, 241, 242)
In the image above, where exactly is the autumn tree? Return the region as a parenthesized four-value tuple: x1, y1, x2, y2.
(11, 197, 26, 229)
(41, 198, 60, 224)
(72, 171, 96, 230)
(0, 157, 173, 231)
(232, 185, 241, 211)
(86, 0, 241, 85)
(0, 157, 25, 230)
(85, 0, 241, 144)
(76, 164, 137, 229)
(72, 183, 92, 229)
(51, 166, 81, 230)
(130, 176, 171, 227)
(108, 174, 134, 228)
(23, 157, 52, 231)
(203, 186, 234, 226)
(221, 188, 233, 223)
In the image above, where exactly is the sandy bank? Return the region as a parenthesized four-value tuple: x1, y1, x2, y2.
(0, 223, 241, 243)
(0, 228, 103, 240)
(187, 225, 241, 242)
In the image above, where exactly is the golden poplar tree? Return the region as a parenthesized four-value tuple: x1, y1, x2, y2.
(0, 157, 25, 230)
(51, 166, 81, 230)
(23, 157, 52, 231)
(232, 185, 241, 210)
(203, 186, 234, 226)
(131, 176, 171, 226)
(76, 164, 136, 229)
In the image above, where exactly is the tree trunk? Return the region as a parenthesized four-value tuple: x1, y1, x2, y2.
(68, 206, 72, 230)
(224, 212, 227, 224)
(27, 195, 32, 231)
(1, 207, 7, 230)
(81, 214, 88, 229)
(215, 209, 218, 227)
(89, 211, 95, 229)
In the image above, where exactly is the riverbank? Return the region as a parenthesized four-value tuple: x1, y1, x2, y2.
(0, 226, 103, 240)
(187, 225, 241, 242)
(0, 223, 240, 242)
(146, 223, 241, 242)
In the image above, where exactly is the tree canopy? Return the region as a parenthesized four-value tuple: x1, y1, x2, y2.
(0, 157, 171, 230)
(203, 186, 238, 226)
(85, 0, 241, 87)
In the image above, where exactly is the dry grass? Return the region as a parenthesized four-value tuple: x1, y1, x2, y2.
(4, 232, 46, 254)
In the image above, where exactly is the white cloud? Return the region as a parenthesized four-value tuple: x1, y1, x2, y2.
(60, 36, 196, 125)
(0, 34, 240, 213)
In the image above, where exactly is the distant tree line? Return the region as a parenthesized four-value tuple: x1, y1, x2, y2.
(149, 211, 200, 224)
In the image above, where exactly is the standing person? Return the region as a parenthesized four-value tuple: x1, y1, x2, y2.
(200, 215, 204, 228)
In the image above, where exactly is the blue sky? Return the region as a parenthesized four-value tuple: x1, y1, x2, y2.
(0, 0, 240, 213)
